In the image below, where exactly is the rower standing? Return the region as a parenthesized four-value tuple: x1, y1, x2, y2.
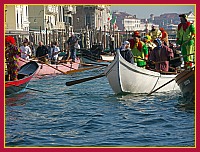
(176, 14, 195, 69)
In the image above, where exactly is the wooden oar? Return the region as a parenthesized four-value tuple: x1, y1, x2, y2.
(6, 82, 47, 93)
(60, 59, 108, 67)
(147, 67, 194, 96)
(147, 78, 175, 96)
(58, 63, 77, 70)
(37, 60, 67, 74)
(66, 73, 105, 86)
(133, 53, 194, 65)
(170, 53, 195, 62)
(84, 62, 108, 66)
(65, 65, 105, 74)
(150, 53, 195, 65)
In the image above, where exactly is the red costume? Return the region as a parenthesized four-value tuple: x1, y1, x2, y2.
(5, 36, 21, 81)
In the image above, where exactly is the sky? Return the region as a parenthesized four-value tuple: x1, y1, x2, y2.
(110, 5, 195, 19)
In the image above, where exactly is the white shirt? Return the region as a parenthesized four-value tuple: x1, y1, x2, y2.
(51, 46, 60, 59)
(74, 43, 80, 49)
(20, 45, 32, 60)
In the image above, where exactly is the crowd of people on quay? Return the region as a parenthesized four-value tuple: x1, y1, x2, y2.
(119, 13, 195, 73)
(5, 13, 195, 81)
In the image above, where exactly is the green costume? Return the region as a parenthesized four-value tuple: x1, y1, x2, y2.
(131, 41, 148, 67)
(176, 21, 195, 63)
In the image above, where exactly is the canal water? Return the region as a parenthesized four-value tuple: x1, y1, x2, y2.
(5, 68, 195, 147)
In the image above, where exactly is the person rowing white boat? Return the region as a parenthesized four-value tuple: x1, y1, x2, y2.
(149, 38, 174, 72)
(120, 41, 134, 64)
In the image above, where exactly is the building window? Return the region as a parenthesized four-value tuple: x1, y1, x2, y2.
(17, 12, 19, 28)
(85, 14, 91, 27)
(26, 6, 28, 17)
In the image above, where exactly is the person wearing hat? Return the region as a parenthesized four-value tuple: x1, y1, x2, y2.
(128, 31, 148, 67)
(5, 36, 21, 81)
(142, 35, 156, 53)
(177, 14, 195, 69)
(20, 39, 32, 60)
(120, 41, 134, 64)
(159, 27, 169, 46)
(149, 25, 162, 42)
(149, 38, 174, 72)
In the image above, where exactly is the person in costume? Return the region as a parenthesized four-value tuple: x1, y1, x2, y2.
(5, 36, 21, 81)
(160, 27, 169, 46)
(142, 35, 156, 56)
(149, 38, 174, 72)
(149, 25, 162, 42)
(128, 31, 148, 67)
(176, 14, 195, 69)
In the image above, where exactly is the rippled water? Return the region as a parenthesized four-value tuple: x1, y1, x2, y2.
(5, 68, 195, 147)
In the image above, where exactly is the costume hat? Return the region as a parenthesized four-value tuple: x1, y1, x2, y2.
(132, 31, 141, 38)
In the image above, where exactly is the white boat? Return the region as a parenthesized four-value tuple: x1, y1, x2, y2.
(100, 54, 115, 61)
(104, 50, 180, 94)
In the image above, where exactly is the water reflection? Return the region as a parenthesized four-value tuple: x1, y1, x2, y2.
(5, 92, 29, 107)
(175, 96, 195, 112)
(115, 90, 195, 112)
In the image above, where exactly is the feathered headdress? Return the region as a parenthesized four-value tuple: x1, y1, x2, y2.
(5, 36, 16, 45)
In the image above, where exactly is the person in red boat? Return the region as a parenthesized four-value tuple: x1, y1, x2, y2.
(5, 36, 21, 81)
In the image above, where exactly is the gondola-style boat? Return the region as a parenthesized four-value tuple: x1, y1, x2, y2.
(78, 48, 114, 65)
(5, 61, 39, 96)
(175, 68, 195, 102)
(104, 50, 180, 94)
(18, 57, 80, 76)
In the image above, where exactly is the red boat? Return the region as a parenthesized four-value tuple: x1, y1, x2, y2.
(5, 61, 39, 96)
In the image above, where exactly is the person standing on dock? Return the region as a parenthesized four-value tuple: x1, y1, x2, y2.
(5, 36, 21, 81)
(176, 14, 195, 69)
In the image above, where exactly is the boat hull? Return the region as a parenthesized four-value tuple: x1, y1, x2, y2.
(5, 61, 39, 95)
(104, 50, 179, 94)
(18, 57, 80, 76)
(175, 69, 195, 100)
